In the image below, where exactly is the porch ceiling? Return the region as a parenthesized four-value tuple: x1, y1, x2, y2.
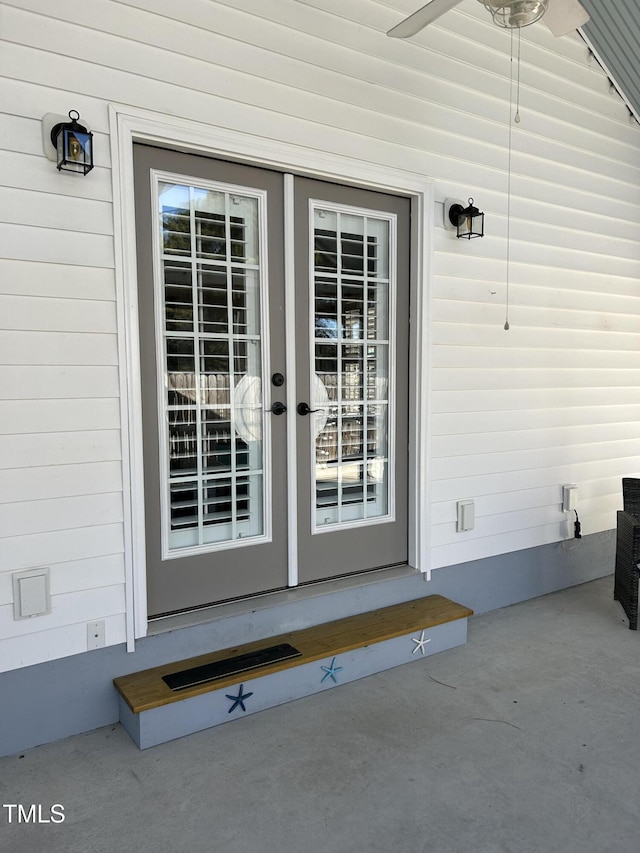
(580, 0, 640, 122)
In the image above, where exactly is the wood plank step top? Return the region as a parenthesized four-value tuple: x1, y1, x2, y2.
(114, 595, 472, 715)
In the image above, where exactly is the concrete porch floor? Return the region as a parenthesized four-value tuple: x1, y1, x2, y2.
(1, 574, 637, 853)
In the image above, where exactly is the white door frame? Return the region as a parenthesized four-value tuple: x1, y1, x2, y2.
(108, 104, 434, 647)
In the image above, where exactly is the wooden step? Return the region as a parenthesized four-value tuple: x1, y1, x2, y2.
(114, 594, 472, 749)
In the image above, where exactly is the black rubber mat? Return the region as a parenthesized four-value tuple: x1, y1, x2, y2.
(163, 643, 302, 691)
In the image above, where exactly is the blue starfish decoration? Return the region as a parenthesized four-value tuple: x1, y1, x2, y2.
(226, 683, 254, 713)
(320, 657, 343, 684)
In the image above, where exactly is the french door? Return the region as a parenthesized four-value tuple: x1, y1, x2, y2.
(134, 145, 410, 617)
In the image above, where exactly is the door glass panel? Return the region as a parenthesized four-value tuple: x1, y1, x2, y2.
(312, 206, 393, 529)
(158, 181, 266, 555)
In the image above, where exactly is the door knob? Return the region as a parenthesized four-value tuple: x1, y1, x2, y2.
(267, 401, 287, 415)
(297, 402, 320, 416)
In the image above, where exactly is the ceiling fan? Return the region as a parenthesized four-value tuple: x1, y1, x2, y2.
(387, 0, 589, 39)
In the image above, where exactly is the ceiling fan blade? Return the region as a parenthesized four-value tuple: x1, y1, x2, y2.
(542, 0, 589, 37)
(387, 0, 463, 38)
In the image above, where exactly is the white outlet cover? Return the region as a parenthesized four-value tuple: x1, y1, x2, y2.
(87, 620, 105, 650)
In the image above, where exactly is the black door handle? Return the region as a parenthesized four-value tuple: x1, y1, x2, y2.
(267, 401, 287, 415)
(297, 402, 320, 416)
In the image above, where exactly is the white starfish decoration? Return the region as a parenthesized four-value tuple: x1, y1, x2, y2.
(411, 630, 431, 656)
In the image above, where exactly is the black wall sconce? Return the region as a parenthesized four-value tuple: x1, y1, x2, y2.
(49, 110, 94, 175)
(444, 197, 485, 239)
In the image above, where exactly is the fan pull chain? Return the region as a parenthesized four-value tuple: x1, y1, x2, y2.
(504, 28, 521, 331)
(515, 27, 521, 123)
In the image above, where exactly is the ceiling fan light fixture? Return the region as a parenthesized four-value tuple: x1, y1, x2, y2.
(480, 0, 549, 29)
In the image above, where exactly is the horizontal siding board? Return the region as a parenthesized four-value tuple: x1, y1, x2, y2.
(431, 345, 640, 370)
(433, 233, 640, 276)
(0, 78, 113, 133)
(0, 554, 125, 605)
(0, 614, 126, 672)
(431, 486, 562, 525)
(294, 0, 635, 132)
(0, 45, 489, 186)
(0, 430, 121, 469)
(490, 197, 640, 256)
(5, 0, 634, 154)
(0, 295, 117, 334)
(433, 301, 640, 335)
(432, 406, 640, 436)
(0, 493, 123, 538)
(431, 367, 640, 391)
(484, 194, 640, 244)
(433, 253, 640, 298)
(432, 322, 640, 352)
(432, 421, 640, 457)
(430, 481, 623, 525)
(435, 223, 640, 270)
(431, 504, 573, 548)
(431, 457, 640, 502)
(209, 0, 635, 131)
(0, 584, 125, 640)
(0, 523, 124, 573)
(432, 244, 640, 285)
(430, 438, 640, 480)
(0, 399, 120, 434)
(483, 184, 640, 232)
(0, 43, 527, 178)
(505, 169, 640, 220)
(0, 462, 123, 504)
(0, 150, 113, 202)
(433, 240, 640, 281)
(429, 522, 595, 570)
(432, 387, 640, 414)
(3, 44, 635, 202)
(432, 280, 640, 320)
(0, 112, 111, 168)
(0, 223, 114, 268)
(50, 554, 126, 597)
(0, 332, 118, 366)
(0, 188, 113, 236)
(0, 366, 120, 400)
(0, 259, 115, 300)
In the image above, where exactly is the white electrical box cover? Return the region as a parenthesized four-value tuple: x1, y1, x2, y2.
(457, 500, 475, 532)
(563, 485, 578, 513)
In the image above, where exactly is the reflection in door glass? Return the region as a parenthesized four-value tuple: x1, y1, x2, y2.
(312, 207, 393, 529)
(158, 181, 266, 554)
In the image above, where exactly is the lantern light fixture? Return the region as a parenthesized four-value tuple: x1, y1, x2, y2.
(445, 197, 485, 239)
(50, 110, 94, 175)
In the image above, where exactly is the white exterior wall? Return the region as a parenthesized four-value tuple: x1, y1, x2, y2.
(0, 0, 638, 673)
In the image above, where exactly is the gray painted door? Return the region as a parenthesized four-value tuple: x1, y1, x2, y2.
(134, 145, 288, 616)
(293, 177, 410, 583)
(134, 146, 410, 616)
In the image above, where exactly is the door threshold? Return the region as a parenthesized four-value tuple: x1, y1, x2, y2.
(146, 564, 420, 637)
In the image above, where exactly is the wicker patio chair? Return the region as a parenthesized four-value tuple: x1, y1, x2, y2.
(614, 478, 640, 630)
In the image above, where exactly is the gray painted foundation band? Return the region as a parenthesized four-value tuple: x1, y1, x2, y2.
(0, 531, 614, 757)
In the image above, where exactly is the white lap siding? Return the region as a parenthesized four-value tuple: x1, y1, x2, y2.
(0, 0, 638, 671)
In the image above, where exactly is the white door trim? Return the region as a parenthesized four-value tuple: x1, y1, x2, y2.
(283, 174, 299, 587)
(108, 104, 434, 645)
